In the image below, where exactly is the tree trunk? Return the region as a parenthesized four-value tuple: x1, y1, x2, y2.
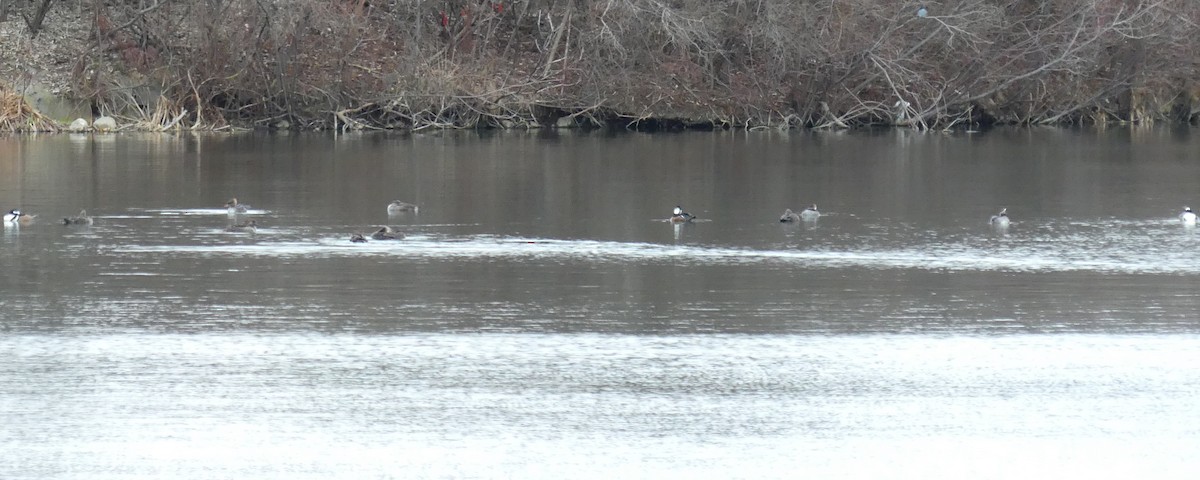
(23, 0, 55, 38)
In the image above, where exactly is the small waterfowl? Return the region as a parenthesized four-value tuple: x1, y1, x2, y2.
(387, 201, 419, 215)
(4, 209, 35, 225)
(225, 220, 257, 233)
(800, 204, 821, 221)
(989, 208, 1010, 227)
(1182, 207, 1197, 225)
(371, 226, 404, 240)
(224, 198, 250, 216)
(779, 209, 801, 223)
(62, 209, 94, 226)
(350, 233, 368, 243)
(670, 206, 696, 223)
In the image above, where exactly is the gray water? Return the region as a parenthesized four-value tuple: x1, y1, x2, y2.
(1, 128, 1199, 478)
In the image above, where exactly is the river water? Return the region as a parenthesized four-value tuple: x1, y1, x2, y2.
(1, 128, 1198, 478)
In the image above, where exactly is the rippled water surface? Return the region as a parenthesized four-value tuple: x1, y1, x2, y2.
(2, 129, 1200, 478)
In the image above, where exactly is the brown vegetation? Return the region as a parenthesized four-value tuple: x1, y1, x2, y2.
(2, 0, 1200, 131)
(0, 83, 58, 132)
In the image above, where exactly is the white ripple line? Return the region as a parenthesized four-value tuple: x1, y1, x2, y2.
(109, 237, 1198, 275)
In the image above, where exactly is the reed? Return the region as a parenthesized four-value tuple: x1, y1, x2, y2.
(0, 85, 60, 132)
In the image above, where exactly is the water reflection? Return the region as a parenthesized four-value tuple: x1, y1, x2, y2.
(2, 129, 1200, 335)
(3, 130, 1200, 477)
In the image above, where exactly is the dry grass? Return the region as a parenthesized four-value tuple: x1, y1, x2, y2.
(0, 84, 60, 132)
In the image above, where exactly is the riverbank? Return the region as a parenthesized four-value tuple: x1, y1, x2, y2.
(3, 0, 1200, 133)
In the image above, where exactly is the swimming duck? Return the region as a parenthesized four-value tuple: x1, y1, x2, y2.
(779, 209, 801, 223)
(670, 206, 696, 223)
(387, 200, 419, 215)
(4, 209, 35, 225)
(62, 209, 94, 226)
(800, 204, 820, 221)
(224, 198, 250, 216)
(225, 220, 257, 233)
(350, 233, 368, 243)
(1181, 207, 1197, 225)
(371, 226, 404, 240)
(989, 208, 1010, 227)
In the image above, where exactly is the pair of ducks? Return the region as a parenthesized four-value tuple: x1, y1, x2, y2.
(988, 205, 1195, 228)
(670, 205, 822, 223)
(780, 205, 821, 223)
(222, 198, 257, 233)
(4, 209, 36, 225)
(4, 209, 93, 226)
(767, 206, 1011, 227)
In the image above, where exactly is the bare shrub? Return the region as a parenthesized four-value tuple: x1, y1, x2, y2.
(19, 0, 1199, 130)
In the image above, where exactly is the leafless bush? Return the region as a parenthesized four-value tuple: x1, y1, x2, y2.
(26, 0, 1200, 130)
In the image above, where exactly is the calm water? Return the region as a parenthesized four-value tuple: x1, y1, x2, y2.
(1, 128, 1199, 478)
